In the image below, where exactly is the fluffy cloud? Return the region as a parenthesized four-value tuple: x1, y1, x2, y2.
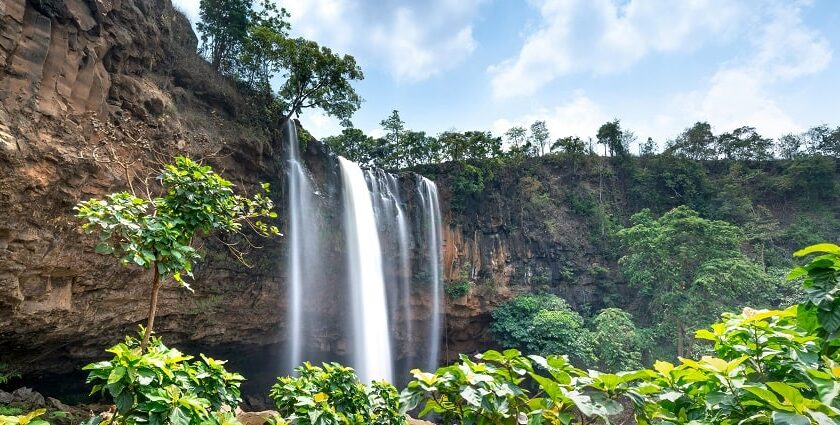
(489, 0, 744, 98)
(667, 1, 832, 139)
(284, 0, 481, 81)
(171, 0, 482, 82)
(492, 92, 608, 144)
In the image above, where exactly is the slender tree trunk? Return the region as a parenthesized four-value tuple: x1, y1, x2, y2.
(141, 263, 161, 352)
(676, 321, 685, 358)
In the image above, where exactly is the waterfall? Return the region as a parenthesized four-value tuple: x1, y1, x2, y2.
(366, 170, 413, 358)
(282, 122, 442, 383)
(339, 157, 394, 383)
(284, 122, 312, 373)
(418, 177, 443, 371)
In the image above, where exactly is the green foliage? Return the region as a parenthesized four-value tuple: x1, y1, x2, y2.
(665, 121, 717, 160)
(75, 157, 279, 347)
(592, 308, 644, 372)
(0, 408, 24, 417)
(716, 126, 774, 160)
(0, 363, 19, 385)
(445, 280, 471, 299)
(491, 294, 596, 367)
(400, 348, 642, 424)
(597, 119, 631, 157)
(617, 206, 775, 356)
(83, 333, 244, 425)
(0, 409, 49, 425)
(273, 38, 363, 125)
(269, 362, 404, 425)
(76, 157, 278, 287)
(406, 244, 840, 424)
(197, 0, 252, 72)
(450, 163, 493, 211)
(789, 243, 840, 350)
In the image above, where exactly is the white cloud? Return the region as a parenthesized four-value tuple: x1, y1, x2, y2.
(664, 1, 832, 139)
(489, 0, 745, 98)
(297, 111, 344, 140)
(284, 0, 482, 82)
(492, 92, 608, 144)
(171, 0, 482, 82)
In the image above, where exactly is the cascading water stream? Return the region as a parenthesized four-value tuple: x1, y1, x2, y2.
(284, 122, 306, 372)
(339, 157, 394, 383)
(418, 177, 443, 371)
(366, 170, 413, 357)
(282, 124, 442, 383)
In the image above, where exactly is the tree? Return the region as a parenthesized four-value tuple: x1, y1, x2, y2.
(596, 120, 629, 157)
(665, 122, 717, 160)
(197, 0, 253, 72)
(617, 206, 773, 357)
(551, 136, 586, 155)
(323, 128, 379, 167)
(275, 37, 364, 125)
(441, 130, 503, 162)
(378, 110, 406, 168)
(529, 121, 550, 156)
(716, 126, 774, 160)
(504, 126, 527, 151)
(778, 133, 804, 159)
(591, 308, 644, 372)
(75, 157, 279, 350)
(804, 124, 840, 157)
(490, 294, 596, 367)
(640, 137, 656, 156)
(238, 0, 291, 87)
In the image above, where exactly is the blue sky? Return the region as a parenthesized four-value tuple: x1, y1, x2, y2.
(173, 0, 840, 150)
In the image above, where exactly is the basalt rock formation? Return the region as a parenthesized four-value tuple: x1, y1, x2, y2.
(0, 0, 288, 382)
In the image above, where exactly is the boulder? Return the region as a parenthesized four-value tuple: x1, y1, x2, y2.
(235, 410, 280, 425)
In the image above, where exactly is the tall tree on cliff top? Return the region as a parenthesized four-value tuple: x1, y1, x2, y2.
(75, 158, 279, 350)
(529, 121, 551, 156)
(617, 206, 773, 357)
(665, 122, 717, 160)
(197, 0, 253, 72)
(597, 120, 630, 157)
(274, 37, 363, 125)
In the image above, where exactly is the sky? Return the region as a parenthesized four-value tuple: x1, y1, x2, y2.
(172, 0, 840, 150)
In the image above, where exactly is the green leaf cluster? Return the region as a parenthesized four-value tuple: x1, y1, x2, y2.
(617, 206, 775, 356)
(405, 243, 840, 424)
(269, 363, 404, 425)
(490, 294, 599, 368)
(0, 409, 49, 425)
(75, 156, 279, 288)
(400, 348, 641, 424)
(83, 333, 244, 425)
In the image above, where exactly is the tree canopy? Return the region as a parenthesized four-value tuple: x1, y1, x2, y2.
(617, 206, 774, 356)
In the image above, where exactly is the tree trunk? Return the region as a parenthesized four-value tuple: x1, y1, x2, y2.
(140, 263, 161, 352)
(676, 321, 685, 358)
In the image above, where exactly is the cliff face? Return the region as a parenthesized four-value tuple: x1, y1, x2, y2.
(0, 0, 290, 379)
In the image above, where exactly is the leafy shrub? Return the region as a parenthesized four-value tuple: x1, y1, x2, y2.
(591, 308, 644, 372)
(445, 262, 472, 299)
(269, 362, 404, 425)
(444, 280, 470, 299)
(0, 363, 20, 385)
(405, 243, 840, 424)
(400, 349, 639, 424)
(83, 332, 244, 425)
(491, 294, 596, 367)
(451, 163, 492, 211)
(0, 409, 49, 425)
